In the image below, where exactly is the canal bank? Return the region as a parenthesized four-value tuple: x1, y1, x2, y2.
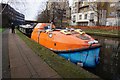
(16, 29, 101, 79)
(0, 28, 5, 33)
(69, 26, 120, 38)
(0, 32, 2, 79)
(86, 31, 119, 38)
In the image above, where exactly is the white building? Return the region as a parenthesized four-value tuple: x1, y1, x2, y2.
(103, 0, 120, 26)
(106, 2, 118, 26)
(71, 0, 98, 26)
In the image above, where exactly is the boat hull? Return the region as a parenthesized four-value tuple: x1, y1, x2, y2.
(58, 47, 100, 67)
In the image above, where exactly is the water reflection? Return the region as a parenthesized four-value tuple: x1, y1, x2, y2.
(86, 35, 120, 80)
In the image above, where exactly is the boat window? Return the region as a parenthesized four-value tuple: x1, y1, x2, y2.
(44, 25, 52, 30)
(47, 25, 51, 29)
(76, 35, 90, 40)
(71, 31, 78, 34)
(44, 26, 49, 30)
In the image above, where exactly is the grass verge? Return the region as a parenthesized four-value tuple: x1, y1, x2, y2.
(0, 28, 2, 32)
(83, 29, 120, 38)
(16, 29, 101, 78)
(0, 27, 5, 32)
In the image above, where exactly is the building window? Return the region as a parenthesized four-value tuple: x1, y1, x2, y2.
(75, 2, 77, 7)
(110, 3, 115, 7)
(74, 8, 77, 13)
(79, 15, 82, 20)
(117, 12, 120, 17)
(73, 15, 76, 20)
(109, 12, 115, 17)
(90, 13, 94, 19)
(73, 15, 76, 23)
(84, 14, 87, 19)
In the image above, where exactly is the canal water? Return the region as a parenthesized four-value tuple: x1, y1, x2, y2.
(85, 35, 120, 80)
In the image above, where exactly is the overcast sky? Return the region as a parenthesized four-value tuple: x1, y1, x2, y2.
(0, 0, 73, 20)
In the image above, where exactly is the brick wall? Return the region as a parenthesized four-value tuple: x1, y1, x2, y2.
(68, 26, 120, 31)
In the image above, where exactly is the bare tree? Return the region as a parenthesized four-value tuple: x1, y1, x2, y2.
(37, 0, 69, 27)
(37, 10, 50, 23)
(37, 2, 50, 23)
(89, 2, 108, 26)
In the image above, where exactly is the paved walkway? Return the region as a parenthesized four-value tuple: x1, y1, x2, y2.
(3, 29, 61, 78)
(2, 29, 11, 78)
(0, 32, 2, 79)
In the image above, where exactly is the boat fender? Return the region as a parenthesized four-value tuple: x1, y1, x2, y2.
(68, 58, 70, 61)
(77, 62, 83, 67)
(88, 40, 98, 44)
(88, 40, 98, 47)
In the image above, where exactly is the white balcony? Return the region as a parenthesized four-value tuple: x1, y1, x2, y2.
(116, 2, 120, 10)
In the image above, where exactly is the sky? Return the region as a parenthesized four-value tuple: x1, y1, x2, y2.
(0, 0, 73, 20)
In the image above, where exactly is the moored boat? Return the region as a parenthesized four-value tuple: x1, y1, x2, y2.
(31, 23, 101, 67)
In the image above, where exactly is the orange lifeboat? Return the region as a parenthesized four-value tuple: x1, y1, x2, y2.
(31, 23, 101, 67)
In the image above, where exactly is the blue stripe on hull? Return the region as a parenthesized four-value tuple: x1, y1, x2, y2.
(58, 48, 100, 67)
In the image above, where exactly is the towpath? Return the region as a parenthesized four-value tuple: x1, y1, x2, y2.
(0, 32, 2, 79)
(2, 29, 61, 78)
